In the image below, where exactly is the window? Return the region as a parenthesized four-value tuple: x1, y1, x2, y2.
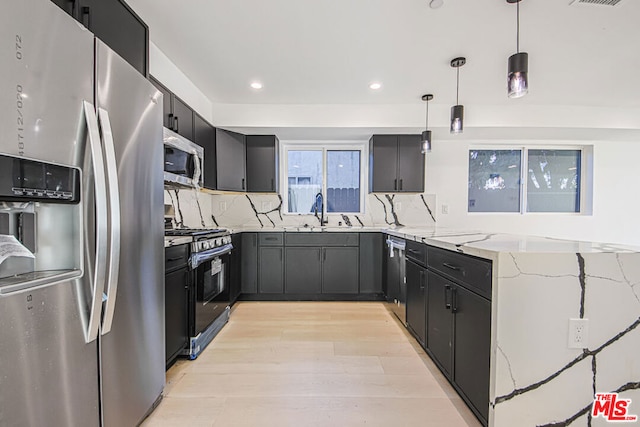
(284, 145, 364, 215)
(468, 148, 585, 213)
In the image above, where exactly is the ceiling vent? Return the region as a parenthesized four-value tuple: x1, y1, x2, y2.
(569, 0, 624, 6)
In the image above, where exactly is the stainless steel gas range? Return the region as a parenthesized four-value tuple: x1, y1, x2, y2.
(164, 228, 233, 359)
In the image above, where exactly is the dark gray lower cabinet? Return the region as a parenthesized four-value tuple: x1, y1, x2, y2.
(322, 247, 359, 294)
(427, 270, 491, 425)
(259, 247, 284, 293)
(427, 271, 453, 377)
(359, 233, 383, 295)
(285, 247, 322, 294)
(453, 285, 491, 424)
(240, 233, 258, 293)
(406, 259, 426, 347)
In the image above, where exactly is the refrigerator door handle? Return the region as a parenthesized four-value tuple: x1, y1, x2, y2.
(83, 101, 108, 343)
(98, 108, 121, 335)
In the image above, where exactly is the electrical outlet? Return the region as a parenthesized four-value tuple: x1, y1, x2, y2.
(568, 318, 589, 349)
(442, 204, 449, 215)
(219, 201, 227, 212)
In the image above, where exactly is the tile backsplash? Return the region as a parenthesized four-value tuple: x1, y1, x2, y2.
(164, 188, 437, 229)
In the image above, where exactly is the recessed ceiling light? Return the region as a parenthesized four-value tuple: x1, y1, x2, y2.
(430, 0, 444, 8)
(250, 82, 263, 89)
(369, 82, 382, 90)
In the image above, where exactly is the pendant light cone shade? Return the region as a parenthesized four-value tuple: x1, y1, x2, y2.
(450, 57, 466, 134)
(450, 105, 464, 134)
(421, 94, 433, 153)
(507, 0, 529, 98)
(508, 52, 528, 98)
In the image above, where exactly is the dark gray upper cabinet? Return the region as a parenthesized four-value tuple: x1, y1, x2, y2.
(216, 129, 247, 192)
(149, 76, 172, 129)
(53, 0, 149, 76)
(246, 135, 279, 193)
(194, 113, 216, 190)
(369, 134, 425, 193)
(172, 96, 194, 142)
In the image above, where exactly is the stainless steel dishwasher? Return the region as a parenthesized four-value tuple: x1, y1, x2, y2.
(386, 236, 406, 325)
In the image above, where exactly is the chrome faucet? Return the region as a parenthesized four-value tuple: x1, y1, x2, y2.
(314, 192, 328, 226)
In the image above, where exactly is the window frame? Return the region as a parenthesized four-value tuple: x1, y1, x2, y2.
(468, 144, 593, 215)
(281, 142, 367, 216)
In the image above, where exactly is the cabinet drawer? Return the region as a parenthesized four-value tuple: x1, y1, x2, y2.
(259, 233, 284, 246)
(285, 232, 359, 247)
(165, 244, 189, 272)
(427, 246, 492, 300)
(406, 240, 427, 266)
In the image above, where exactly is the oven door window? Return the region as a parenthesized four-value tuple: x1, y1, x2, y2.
(197, 257, 225, 304)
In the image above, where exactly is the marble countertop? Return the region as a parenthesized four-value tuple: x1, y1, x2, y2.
(225, 225, 640, 258)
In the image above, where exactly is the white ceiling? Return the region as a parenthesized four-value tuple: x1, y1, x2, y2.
(127, 0, 640, 139)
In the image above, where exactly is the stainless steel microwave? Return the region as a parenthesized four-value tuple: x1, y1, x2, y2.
(163, 127, 204, 188)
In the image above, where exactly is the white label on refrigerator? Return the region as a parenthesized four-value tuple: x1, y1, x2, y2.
(0, 234, 35, 265)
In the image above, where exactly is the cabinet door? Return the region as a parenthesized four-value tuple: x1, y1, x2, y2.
(397, 135, 424, 192)
(165, 268, 189, 365)
(149, 76, 172, 129)
(50, 0, 75, 16)
(216, 129, 247, 191)
(240, 233, 258, 293)
(427, 271, 453, 377)
(259, 247, 284, 293)
(369, 135, 399, 192)
(453, 285, 491, 423)
(229, 234, 242, 304)
(194, 113, 216, 190)
(246, 135, 278, 193)
(172, 96, 194, 141)
(360, 233, 383, 294)
(406, 260, 426, 347)
(77, 0, 148, 76)
(322, 247, 359, 294)
(285, 247, 321, 294)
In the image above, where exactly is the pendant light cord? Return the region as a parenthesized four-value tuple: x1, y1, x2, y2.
(516, 0, 520, 53)
(456, 67, 460, 105)
(425, 99, 429, 129)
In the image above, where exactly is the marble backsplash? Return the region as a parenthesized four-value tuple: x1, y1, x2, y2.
(164, 188, 437, 229)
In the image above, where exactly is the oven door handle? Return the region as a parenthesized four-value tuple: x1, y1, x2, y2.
(190, 243, 233, 269)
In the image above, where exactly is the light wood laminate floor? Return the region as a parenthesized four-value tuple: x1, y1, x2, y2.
(143, 302, 482, 427)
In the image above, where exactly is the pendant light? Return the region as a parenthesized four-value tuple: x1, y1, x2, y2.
(421, 94, 433, 154)
(450, 57, 466, 134)
(507, 0, 528, 98)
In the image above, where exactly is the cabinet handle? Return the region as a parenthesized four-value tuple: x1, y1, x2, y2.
(80, 6, 91, 28)
(241, 178, 245, 190)
(394, 179, 397, 191)
(166, 256, 183, 262)
(451, 288, 458, 313)
(419, 270, 425, 290)
(323, 249, 326, 261)
(174, 116, 179, 133)
(444, 284, 452, 309)
(443, 262, 462, 272)
(318, 250, 321, 261)
(271, 178, 274, 191)
(408, 249, 420, 255)
(280, 249, 282, 261)
(399, 178, 403, 191)
(265, 237, 277, 241)
(253, 234, 257, 247)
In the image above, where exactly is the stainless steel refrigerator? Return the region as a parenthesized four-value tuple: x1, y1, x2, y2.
(0, 0, 165, 426)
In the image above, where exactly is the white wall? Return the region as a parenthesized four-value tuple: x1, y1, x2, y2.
(426, 138, 640, 246)
(149, 42, 213, 122)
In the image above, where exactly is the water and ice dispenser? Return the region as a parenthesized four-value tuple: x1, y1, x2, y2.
(0, 154, 82, 290)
